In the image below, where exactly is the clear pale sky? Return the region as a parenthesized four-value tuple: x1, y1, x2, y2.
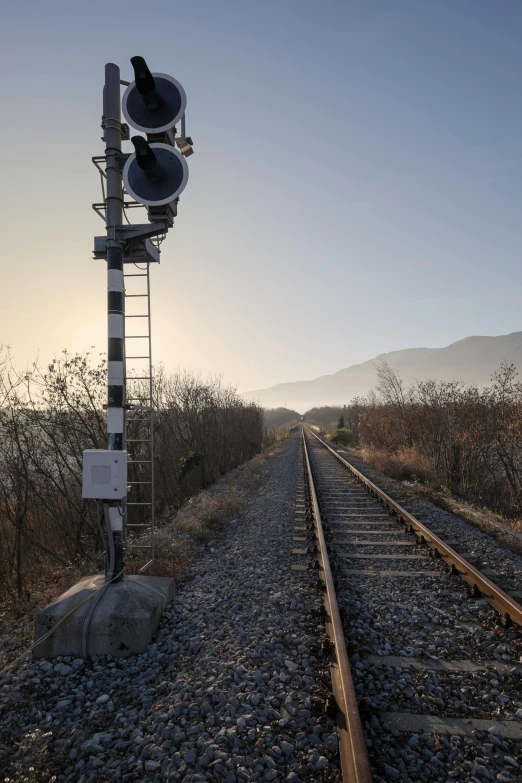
(2, 1, 522, 393)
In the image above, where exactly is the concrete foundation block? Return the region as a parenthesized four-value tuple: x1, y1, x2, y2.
(33, 574, 174, 658)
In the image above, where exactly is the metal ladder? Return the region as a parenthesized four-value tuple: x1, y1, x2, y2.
(124, 262, 155, 572)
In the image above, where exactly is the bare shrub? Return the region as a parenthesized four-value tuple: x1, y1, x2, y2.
(127, 486, 247, 581)
(2, 728, 56, 782)
(0, 349, 263, 606)
(0, 348, 106, 601)
(151, 367, 263, 512)
(360, 445, 436, 484)
(343, 361, 522, 519)
(176, 486, 246, 538)
(262, 426, 278, 449)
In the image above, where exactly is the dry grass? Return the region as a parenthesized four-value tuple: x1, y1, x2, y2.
(127, 437, 292, 580)
(359, 445, 436, 485)
(125, 440, 286, 579)
(176, 487, 247, 539)
(2, 728, 58, 783)
(355, 444, 522, 559)
(0, 435, 283, 673)
(407, 482, 522, 557)
(126, 487, 247, 581)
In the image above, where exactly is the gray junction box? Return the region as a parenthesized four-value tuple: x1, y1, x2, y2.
(82, 449, 128, 499)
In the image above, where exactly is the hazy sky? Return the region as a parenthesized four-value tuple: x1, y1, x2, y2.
(2, 1, 522, 393)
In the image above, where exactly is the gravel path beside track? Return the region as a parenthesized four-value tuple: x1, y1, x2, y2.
(0, 433, 340, 783)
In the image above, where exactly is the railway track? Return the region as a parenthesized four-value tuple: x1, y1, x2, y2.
(297, 426, 522, 783)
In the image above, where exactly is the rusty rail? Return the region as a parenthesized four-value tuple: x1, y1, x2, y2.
(305, 426, 522, 628)
(301, 429, 373, 783)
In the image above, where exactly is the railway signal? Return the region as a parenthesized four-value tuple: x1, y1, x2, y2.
(123, 137, 189, 206)
(122, 56, 187, 133)
(84, 56, 193, 584)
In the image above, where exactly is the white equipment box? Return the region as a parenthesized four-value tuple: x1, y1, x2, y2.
(82, 450, 128, 499)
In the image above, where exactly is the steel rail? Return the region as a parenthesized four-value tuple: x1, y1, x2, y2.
(301, 429, 373, 783)
(304, 426, 522, 628)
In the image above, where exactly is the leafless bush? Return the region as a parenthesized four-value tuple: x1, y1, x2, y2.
(176, 486, 245, 539)
(0, 348, 106, 601)
(0, 349, 263, 603)
(262, 426, 278, 449)
(360, 445, 436, 484)
(345, 360, 522, 518)
(127, 485, 247, 581)
(149, 367, 263, 512)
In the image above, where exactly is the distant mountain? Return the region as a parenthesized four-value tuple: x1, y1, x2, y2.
(243, 332, 522, 412)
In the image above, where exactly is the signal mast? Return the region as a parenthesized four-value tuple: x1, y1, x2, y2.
(83, 57, 193, 583)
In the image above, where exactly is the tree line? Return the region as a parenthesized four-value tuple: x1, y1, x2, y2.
(263, 407, 301, 429)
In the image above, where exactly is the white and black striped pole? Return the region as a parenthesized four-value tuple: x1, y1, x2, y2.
(104, 62, 125, 581)
(85, 59, 192, 582)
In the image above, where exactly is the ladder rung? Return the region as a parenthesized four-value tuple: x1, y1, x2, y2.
(122, 259, 152, 562)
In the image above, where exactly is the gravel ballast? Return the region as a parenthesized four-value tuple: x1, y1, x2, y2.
(306, 432, 522, 783)
(343, 449, 522, 596)
(0, 433, 341, 782)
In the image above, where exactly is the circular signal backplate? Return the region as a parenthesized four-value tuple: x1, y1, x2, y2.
(122, 73, 187, 133)
(123, 143, 189, 207)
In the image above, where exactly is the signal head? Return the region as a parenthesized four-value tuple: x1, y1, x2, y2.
(122, 56, 187, 133)
(123, 139, 189, 206)
(130, 136, 164, 183)
(130, 56, 159, 109)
